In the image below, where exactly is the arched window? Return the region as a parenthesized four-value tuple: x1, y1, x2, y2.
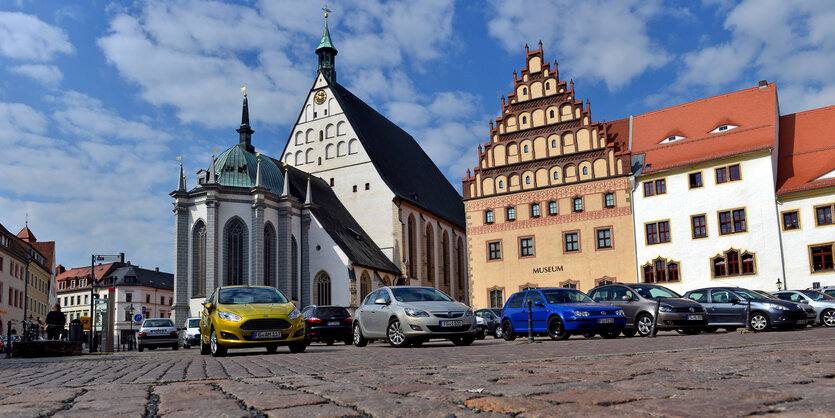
(325, 144, 335, 159)
(348, 139, 359, 154)
(582, 166, 588, 175)
(295, 151, 303, 166)
(524, 145, 529, 153)
(643, 265, 654, 283)
(457, 236, 465, 290)
(224, 218, 247, 286)
(192, 221, 206, 297)
(314, 272, 331, 305)
(553, 171, 559, 180)
(551, 139, 557, 148)
(522, 116, 527, 124)
(550, 110, 555, 119)
(337, 121, 346, 136)
(291, 237, 298, 300)
(525, 176, 531, 184)
(264, 223, 275, 287)
(442, 231, 450, 287)
(425, 224, 435, 283)
(360, 272, 371, 302)
(498, 180, 504, 188)
(408, 215, 417, 278)
(305, 149, 314, 164)
(522, 87, 527, 95)
(337, 141, 346, 157)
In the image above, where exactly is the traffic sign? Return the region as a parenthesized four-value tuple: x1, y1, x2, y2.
(134, 314, 143, 323)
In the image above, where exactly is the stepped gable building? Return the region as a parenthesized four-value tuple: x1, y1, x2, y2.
(627, 82, 784, 293)
(280, 16, 468, 299)
(776, 105, 835, 288)
(462, 43, 634, 309)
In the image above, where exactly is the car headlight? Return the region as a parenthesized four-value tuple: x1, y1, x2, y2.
(217, 311, 242, 322)
(573, 310, 590, 317)
(288, 309, 301, 320)
(404, 308, 430, 317)
(615, 310, 625, 316)
(763, 303, 788, 311)
(659, 305, 673, 313)
(465, 309, 474, 317)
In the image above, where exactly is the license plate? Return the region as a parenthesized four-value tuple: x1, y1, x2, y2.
(327, 321, 340, 326)
(598, 318, 614, 324)
(687, 315, 704, 321)
(440, 320, 463, 327)
(150, 329, 167, 334)
(252, 331, 283, 339)
(798, 320, 807, 325)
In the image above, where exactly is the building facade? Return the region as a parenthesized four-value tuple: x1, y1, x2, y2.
(462, 44, 635, 309)
(0, 222, 54, 333)
(57, 262, 121, 322)
(99, 265, 174, 343)
(0, 223, 27, 334)
(16, 225, 55, 323)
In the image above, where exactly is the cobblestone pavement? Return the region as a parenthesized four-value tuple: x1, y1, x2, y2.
(0, 327, 833, 417)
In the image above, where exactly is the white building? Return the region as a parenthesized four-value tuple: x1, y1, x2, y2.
(98, 265, 174, 343)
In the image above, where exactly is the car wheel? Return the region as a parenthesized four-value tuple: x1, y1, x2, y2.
(288, 341, 308, 353)
(821, 309, 835, 327)
(547, 316, 570, 341)
(266, 344, 278, 354)
(326, 339, 334, 346)
(600, 330, 619, 339)
(749, 312, 770, 331)
(681, 328, 701, 335)
(703, 327, 718, 333)
(387, 319, 409, 348)
(172, 343, 179, 350)
(353, 322, 368, 347)
(451, 335, 475, 346)
(494, 325, 503, 339)
(502, 319, 516, 341)
(621, 329, 637, 338)
(636, 314, 654, 337)
(138, 345, 144, 352)
(210, 327, 226, 357)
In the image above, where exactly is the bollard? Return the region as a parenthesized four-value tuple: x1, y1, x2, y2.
(526, 299, 534, 343)
(4, 320, 11, 359)
(745, 299, 753, 331)
(649, 299, 660, 338)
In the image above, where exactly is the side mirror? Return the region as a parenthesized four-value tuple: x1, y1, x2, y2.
(729, 298, 740, 305)
(621, 295, 632, 301)
(204, 303, 214, 311)
(375, 298, 387, 305)
(534, 301, 545, 307)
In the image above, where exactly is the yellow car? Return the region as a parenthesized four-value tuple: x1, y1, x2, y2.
(199, 286, 307, 356)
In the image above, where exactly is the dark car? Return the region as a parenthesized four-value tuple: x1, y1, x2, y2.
(752, 290, 817, 327)
(500, 288, 626, 340)
(301, 305, 353, 345)
(588, 283, 707, 337)
(684, 287, 808, 331)
(475, 309, 502, 339)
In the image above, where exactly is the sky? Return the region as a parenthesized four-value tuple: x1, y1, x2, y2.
(2, 0, 835, 273)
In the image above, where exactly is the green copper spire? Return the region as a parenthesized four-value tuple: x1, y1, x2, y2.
(316, 11, 338, 83)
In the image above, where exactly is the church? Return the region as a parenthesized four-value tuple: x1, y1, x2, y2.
(170, 15, 467, 327)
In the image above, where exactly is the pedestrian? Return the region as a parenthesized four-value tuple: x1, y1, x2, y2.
(45, 304, 66, 341)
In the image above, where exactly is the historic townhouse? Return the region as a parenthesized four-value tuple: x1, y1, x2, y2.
(776, 105, 835, 289)
(628, 82, 784, 293)
(16, 225, 55, 323)
(0, 222, 54, 333)
(462, 44, 634, 309)
(0, 222, 27, 333)
(99, 265, 173, 343)
(57, 262, 122, 322)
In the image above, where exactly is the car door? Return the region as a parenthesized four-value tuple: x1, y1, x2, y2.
(508, 292, 529, 330)
(607, 286, 639, 326)
(525, 291, 548, 332)
(357, 290, 380, 336)
(709, 289, 742, 325)
(368, 288, 393, 337)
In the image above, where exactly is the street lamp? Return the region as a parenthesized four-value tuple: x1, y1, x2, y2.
(125, 304, 135, 350)
(776, 278, 783, 291)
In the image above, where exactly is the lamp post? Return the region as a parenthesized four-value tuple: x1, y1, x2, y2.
(125, 304, 135, 350)
(776, 278, 783, 291)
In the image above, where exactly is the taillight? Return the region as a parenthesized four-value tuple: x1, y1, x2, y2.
(169, 331, 178, 336)
(344, 316, 353, 322)
(308, 317, 322, 323)
(138, 332, 147, 337)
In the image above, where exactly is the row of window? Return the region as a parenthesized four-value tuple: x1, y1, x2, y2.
(59, 278, 88, 290)
(487, 227, 614, 260)
(645, 208, 748, 245)
(643, 164, 741, 197)
(782, 203, 835, 230)
(484, 193, 615, 225)
(3, 258, 25, 280)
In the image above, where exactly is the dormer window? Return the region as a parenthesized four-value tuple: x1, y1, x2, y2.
(659, 135, 686, 144)
(710, 124, 739, 133)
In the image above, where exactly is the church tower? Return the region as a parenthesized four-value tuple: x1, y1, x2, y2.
(316, 12, 337, 83)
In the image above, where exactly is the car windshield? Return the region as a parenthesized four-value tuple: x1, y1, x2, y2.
(542, 289, 594, 304)
(218, 287, 288, 304)
(144, 319, 173, 328)
(391, 287, 453, 302)
(629, 285, 681, 299)
(800, 290, 833, 301)
(734, 289, 766, 300)
(187, 319, 200, 328)
(315, 307, 349, 317)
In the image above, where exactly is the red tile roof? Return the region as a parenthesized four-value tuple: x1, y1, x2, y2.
(56, 263, 119, 289)
(630, 84, 778, 175)
(31, 241, 55, 275)
(16, 226, 36, 242)
(776, 105, 835, 195)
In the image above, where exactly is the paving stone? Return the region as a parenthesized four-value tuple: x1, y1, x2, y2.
(381, 383, 438, 394)
(464, 396, 551, 414)
(266, 402, 362, 417)
(535, 388, 647, 405)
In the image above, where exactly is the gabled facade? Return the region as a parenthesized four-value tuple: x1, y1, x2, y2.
(56, 262, 122, 322)
(462, 44, 635, 309)
(280, 16, 468, 300)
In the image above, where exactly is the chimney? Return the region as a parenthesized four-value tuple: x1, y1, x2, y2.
(758, 80, 768, 89)
(120, 252, 125, 263)
(155, 267, 159, 273)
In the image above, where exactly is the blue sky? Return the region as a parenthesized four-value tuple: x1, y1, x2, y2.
(2, 0, 834, 272)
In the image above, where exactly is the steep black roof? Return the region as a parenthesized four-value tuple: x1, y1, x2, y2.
(103, 266, 174, 290)
(328, 82, 465, 228)
(274, 161, 401, 276)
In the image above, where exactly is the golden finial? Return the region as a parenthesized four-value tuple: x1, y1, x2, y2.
(323, 5, 331, 19)
(241, 86, 247, 97)
(256, 152, 261, 157)
(176, 156, 182, 161)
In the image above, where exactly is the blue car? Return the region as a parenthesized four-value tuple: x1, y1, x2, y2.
(500, 288, 626, 340)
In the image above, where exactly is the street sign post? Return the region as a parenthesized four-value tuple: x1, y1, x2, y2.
(134, 314, 143, 323)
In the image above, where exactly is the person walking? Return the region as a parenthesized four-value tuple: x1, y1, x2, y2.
(45, 304, 66, 341)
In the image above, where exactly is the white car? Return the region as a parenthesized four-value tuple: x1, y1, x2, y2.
(180, 317, 201, 348)
(772, 290, 835, 327)
(138, 318, 179, 351)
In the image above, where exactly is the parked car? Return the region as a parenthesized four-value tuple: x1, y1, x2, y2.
(475, 308, 502, 338)
(588, 283, 707, 337)
(751, 290, 817, 327)
(180, 317, 201, 348)
(500, 288, 626, 340)
(138, 318, 179, 352)
(772, 290, 835, 327)
(815, 286, 835, 298)
(301, 305, 353, 345)
(684, 287, 808, 331)
(352, 286, 476, 348)
(199, 285, 307, 357)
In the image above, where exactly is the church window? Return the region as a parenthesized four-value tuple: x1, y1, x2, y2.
(442, 232, 450, 286)
(319, 131, 324, 141)
(348, 139, 359, 154)
(291, 237, 298, 299)
(314, 273, 331, 305)
(313, 111, 317, 118)
(360, 273, 371, 302)
(192, 221, 206, 297)
(325, 144, 335, 159)
(456, 237, 465, 290)
(545, 82, 551, 91)
(264, 224, 276, 287)
(224, 218, 247, 286)
(426, 225, 435, 282)
(408, 216, 417, 277)
(329, 178, 334, 186)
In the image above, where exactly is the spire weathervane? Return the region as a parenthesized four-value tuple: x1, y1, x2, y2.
(323, 5, 331, 18)
(241, 86, 247, 97)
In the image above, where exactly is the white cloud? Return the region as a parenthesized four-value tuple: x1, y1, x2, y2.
(486, 0, 669, 91)
(0, 11, 74, 61)
(51, 91, 173, 143)
(8, 64, 63, 87)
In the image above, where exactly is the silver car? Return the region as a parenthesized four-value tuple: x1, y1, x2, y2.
(772, 290, 835, 327)
(138, 318, 179, 352)
(352, 286, 476, 348)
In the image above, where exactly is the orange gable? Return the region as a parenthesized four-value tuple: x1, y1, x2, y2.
(777, 105, 835, 195)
